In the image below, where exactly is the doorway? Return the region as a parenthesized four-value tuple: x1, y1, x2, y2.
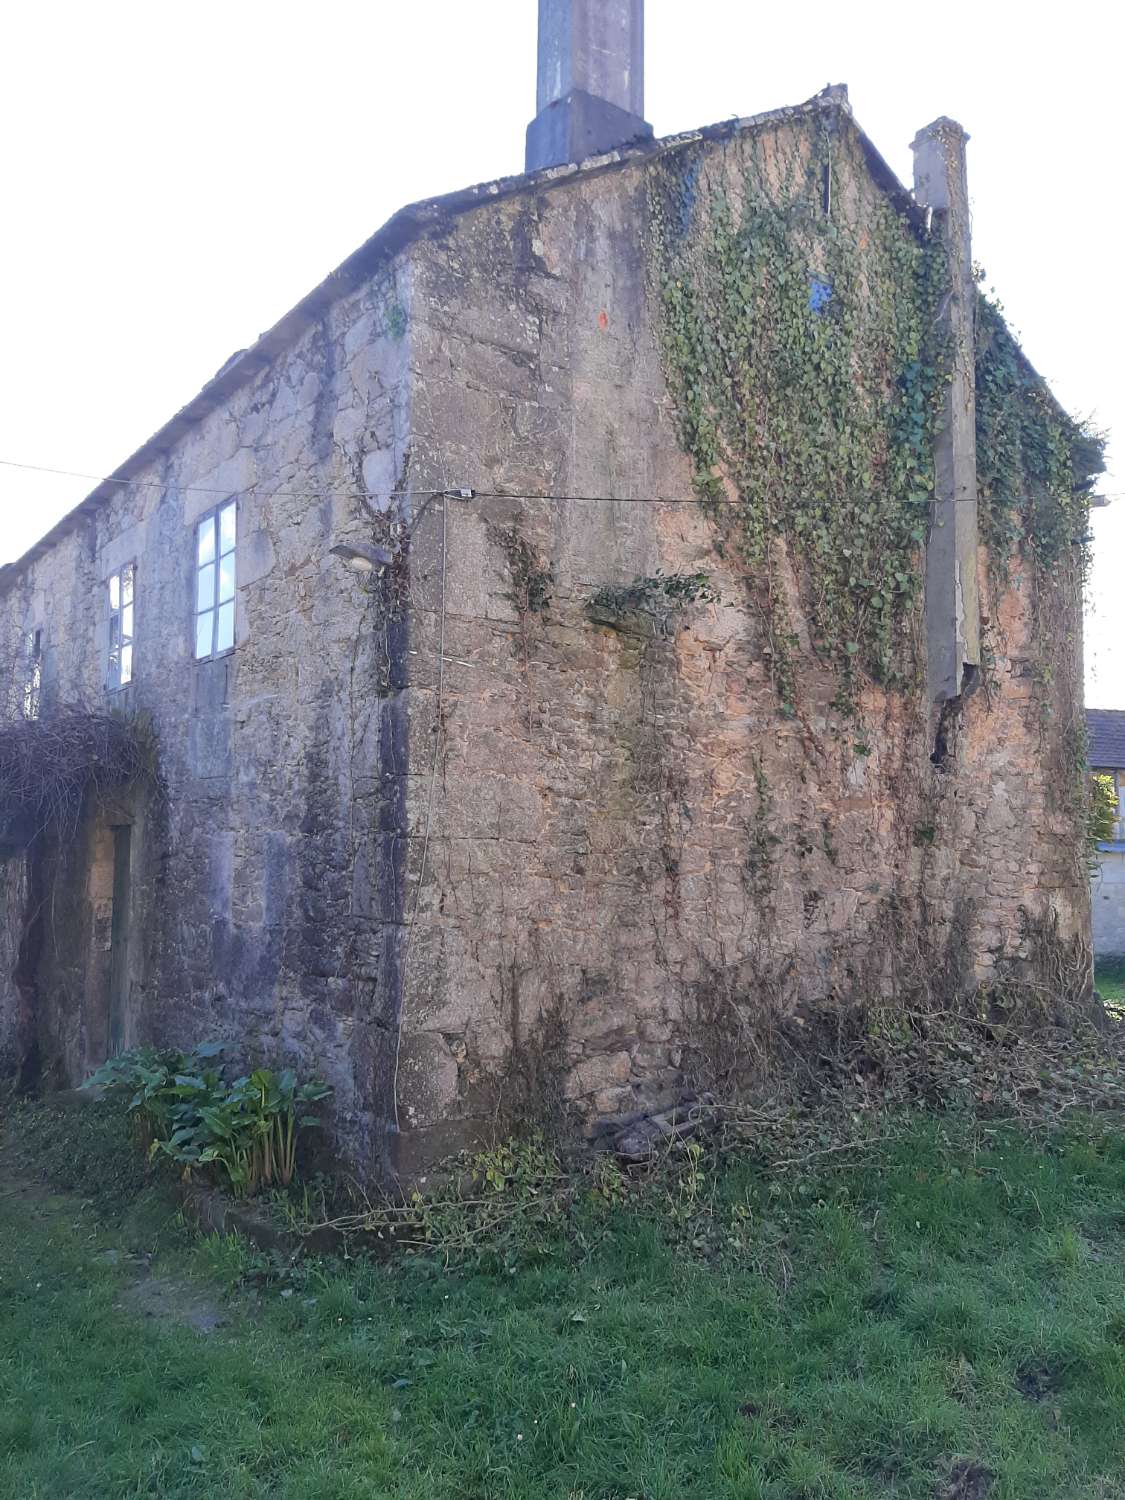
(107, 824, 132, 1056)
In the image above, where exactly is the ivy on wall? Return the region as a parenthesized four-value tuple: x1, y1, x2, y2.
(649, 112, 1104, 714)
(974, 283, 1103, 850)
(650, 118, 946, 711)
(975, 290, 1104, 585)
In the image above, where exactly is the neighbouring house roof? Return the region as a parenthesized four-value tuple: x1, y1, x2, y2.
(1087, 709, 1125, 769)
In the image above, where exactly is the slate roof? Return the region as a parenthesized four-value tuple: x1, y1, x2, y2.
(1087, 709, 1125, 769)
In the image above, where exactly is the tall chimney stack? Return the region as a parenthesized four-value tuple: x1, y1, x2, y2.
(526, 0, 653, 173)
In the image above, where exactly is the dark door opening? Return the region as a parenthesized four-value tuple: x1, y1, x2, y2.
(108, 825, 131, 1056)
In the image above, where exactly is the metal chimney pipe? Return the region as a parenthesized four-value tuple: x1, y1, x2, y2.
(526, 0, 653, 173)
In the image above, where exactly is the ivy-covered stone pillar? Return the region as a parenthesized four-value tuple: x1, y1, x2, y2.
(912, 117, 980, 705)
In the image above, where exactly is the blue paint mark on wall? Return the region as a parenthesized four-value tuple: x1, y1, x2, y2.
(809, 277, 833, 315)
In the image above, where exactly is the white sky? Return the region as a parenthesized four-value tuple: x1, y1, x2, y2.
(2, 1, 1122, 701)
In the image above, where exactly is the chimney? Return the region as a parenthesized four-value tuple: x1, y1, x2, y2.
(526, 0, 654, 173)
(911, 117, 980, 707)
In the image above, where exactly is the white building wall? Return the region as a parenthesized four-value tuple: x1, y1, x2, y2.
(1091, 849, 1125, 960)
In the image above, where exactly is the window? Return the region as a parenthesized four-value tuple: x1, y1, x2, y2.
(107, 564, 135, 689)
(195, 500, 236, 660)
(22, 630, 41, 721)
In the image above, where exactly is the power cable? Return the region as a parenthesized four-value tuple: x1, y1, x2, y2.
(1, 456, 1088, 507)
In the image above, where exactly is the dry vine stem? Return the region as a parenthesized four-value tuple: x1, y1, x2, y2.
(0, 706, 156, 843)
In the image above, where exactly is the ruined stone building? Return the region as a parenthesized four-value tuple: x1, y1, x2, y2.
(0, 2, 1102, 1175)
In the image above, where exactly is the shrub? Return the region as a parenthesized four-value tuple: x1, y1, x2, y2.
(83, 1043, 331, 1197)
(1088, 772, 1118, 864)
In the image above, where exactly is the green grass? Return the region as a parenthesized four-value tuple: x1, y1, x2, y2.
(1096, 961, 1125, 1006)
(3, 1108, 1125, 1498)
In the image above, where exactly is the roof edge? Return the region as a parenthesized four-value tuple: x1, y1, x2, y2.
(0, 88, 925, 590)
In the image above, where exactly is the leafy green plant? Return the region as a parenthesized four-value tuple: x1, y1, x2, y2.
(588, 569, 721, 629)
(83, 1044, 330, 1197)
(1087, 772, 1118, 871)
(651, 125, 945, 707)
(648, 116, 1103, 715)
(240, 1068, 332, 1190)
(488, 525, 554, 617)
(975, 289, 1103, 587)
(84, 1042, 224, 1152)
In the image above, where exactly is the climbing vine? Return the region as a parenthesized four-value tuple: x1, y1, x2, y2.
(649, 112, 1103, 715)
(587, 569, 719, 634)
(489, 525, 554, 617)
(974, 284, 1104, 849)
(650, 115, 948, 709)
(975, 288, 1103, 584)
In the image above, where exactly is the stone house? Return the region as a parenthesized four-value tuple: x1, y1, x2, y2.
(0, 3, 1101, 1176)
(1087, 708, 1125, 961)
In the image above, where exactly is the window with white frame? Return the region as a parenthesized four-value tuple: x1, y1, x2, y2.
(22, 630, 42, 721)
(194, 500, 236, 660)
(107, 564, 135, 688)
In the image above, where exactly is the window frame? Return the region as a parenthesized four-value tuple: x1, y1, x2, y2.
(193, 499, 237, 662)
(106, 562, 136, 691)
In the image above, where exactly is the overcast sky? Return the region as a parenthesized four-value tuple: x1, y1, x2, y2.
(2, 0, 1122, 700)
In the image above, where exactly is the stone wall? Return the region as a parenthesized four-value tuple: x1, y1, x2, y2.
(0, 256, 415, 1168)
(390, 115, 1088, 1165)
(0, 106, 1090, 1177)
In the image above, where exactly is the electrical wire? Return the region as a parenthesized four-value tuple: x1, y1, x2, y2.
(2, 455, 1086, 507)
(0, 457, 738, 508)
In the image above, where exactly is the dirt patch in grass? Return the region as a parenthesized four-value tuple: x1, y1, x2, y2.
(120, 1275, 230, 1335)
(938, 1458, 995, 1500)
(1016, 1359, 1065, 1402)
(1, 1101, 237, 1332)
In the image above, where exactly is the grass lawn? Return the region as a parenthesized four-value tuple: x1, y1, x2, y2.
(2, 1103, 1125, 1499)
(1096, 962, 1125, 1007)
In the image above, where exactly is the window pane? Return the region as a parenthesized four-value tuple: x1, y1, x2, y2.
(120, 644, 133, 685)
(121, 602, 134, 641)
(197, 562, 215, 612)
(122, 565, 134, 605)
(24, 660, 40, 721)
(215, 600, 235, 654)
(109, 573, 120, 611)
(195, 610, 214, 659)
(109, 615, 120, 651)
(197, 519, 216, 566)
(219, 502, 236, 554)
(218, 552, 235, 604)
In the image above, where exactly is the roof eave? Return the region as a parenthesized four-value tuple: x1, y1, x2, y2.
(0, 89, 924, 591)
